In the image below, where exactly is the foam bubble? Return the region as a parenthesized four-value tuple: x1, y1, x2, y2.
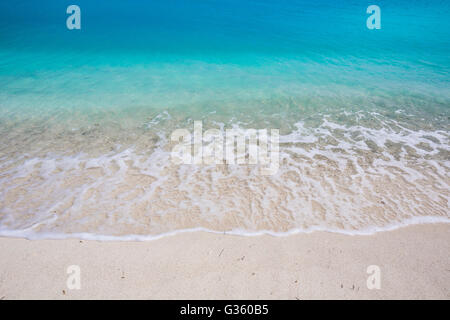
(0, 112, 448, 240)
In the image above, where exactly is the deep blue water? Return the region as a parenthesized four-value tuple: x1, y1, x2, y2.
(0, 1, 448, 115)
(0, 0, 449, 238)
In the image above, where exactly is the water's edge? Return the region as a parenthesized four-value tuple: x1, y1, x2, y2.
(0, 216, 448, 242)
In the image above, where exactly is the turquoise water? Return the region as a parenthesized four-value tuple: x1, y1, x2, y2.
(0, 1, 449, 239)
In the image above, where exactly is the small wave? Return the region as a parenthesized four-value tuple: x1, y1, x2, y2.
(0, 113, 448, 240)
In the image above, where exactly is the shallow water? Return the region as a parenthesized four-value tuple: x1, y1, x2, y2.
(0, 0, 449, 239)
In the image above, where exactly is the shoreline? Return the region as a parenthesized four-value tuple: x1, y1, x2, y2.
(0, 223, 449, 299)
(1, 216, 449, 242)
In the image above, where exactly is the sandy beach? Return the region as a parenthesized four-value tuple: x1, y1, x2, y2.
(1, 0, 449, 303)
(0, 223, 448, 300)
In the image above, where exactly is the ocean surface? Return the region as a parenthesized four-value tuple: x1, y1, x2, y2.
(0, 0, 449, 240)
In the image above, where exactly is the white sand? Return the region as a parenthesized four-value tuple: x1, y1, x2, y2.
(0, 223, 449, 299)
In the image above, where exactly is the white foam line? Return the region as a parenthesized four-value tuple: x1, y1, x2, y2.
(0, 216, 448, 242)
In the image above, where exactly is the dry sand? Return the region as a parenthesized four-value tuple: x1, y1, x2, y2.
(0, 223, 449, 299)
